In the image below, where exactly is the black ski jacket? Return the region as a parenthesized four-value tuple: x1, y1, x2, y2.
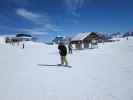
(58, 44, 67, 56)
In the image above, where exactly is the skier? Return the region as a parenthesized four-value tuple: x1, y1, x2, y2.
(58, 42, 68, 66)
(22, 43, 25, 49)
(126, 36, 128, 40)
(68, 42, 73, 54)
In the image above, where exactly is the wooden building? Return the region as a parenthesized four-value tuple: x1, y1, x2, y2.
(5, 34, 32, 44)
(71, 32, 103, 49)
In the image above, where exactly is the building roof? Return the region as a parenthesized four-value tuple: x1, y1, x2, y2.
(72, 32, 92, 41)
(16, 34, 32, 38)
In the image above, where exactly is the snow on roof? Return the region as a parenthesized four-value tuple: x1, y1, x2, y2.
(72, 32, 91, 41)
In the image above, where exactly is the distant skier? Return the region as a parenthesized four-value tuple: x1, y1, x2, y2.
(126, 36, 128, 40)
(58, 42, 68, 66)
(22, 43, 25, 49)
(68, 42, 73, 54)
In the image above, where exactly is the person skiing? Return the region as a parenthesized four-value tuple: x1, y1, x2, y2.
(58, 42, 68, 66)
(68, 42, 73, 54)
(126, 36, 128, 40)
(22, 43, 25, 49)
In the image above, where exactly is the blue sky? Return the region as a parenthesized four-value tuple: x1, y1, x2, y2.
(0, 0, 133, 41)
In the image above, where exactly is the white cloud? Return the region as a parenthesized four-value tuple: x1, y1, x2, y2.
(65, 0, 85, 9)
(72, 11, 80, 17)
(23, 24, 61, 35)
(16, 9, 40, 21)
(72, 19, 79, 24)
(64, 0, 85, 17)
(44, 24, 61, 32)
(16, 8, 61, 35)
(30, 31, 48, 35)
(16, 8, 49, 23)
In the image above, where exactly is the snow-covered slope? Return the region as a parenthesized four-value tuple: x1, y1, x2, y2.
(0, 38, 133, 100)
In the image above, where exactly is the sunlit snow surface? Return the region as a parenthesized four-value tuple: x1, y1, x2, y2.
(0, 37, 133, 100)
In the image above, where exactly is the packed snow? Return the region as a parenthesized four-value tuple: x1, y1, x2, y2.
(0, 37, 133, 100)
